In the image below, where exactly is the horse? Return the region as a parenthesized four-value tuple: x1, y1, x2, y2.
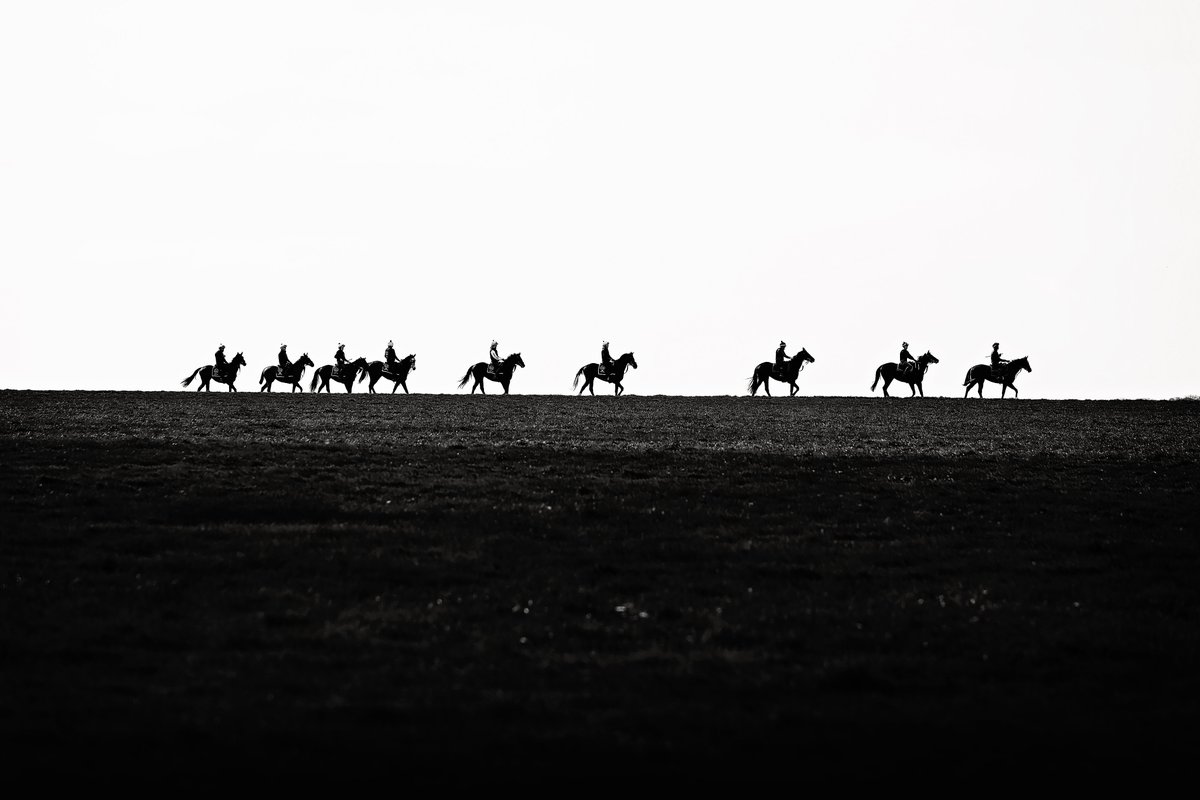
(573, 352, 638, 396)
(310, 357, 370, 393)
(360, 354, 417, 394)
(259, 353, 315, 393)
(458, 353, 526, 395)
(871, 351, 940, 397)
(748, 348, 815, 396)
(181, 352, 247, 392)
(963, 356, 1032, 399)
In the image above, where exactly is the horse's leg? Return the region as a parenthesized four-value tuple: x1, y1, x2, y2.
(917, 380, 924, 398)
(1008, 382, 1018, 399)
(882, 377, 890, 397)
(764, 378, 771, 397)
(502, 379, 510, 395)
(1001, 383, 1007, 398)
(910, 382, 916, 397)
(790, 381, 798, 397)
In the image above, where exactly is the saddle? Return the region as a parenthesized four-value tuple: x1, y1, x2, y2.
(898, 362, 917, 374)
(770, 363, 791, 381)
(382, 360, 402, 376)
(278, 361, 294, 378)
(332, 363, 351, 379)
(487, 361, 502, 376)
(212, 366, 228, 380)
(597, 362, 611, 378)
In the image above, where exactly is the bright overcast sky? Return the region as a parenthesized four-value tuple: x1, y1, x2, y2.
(2, 1, 1198, 397)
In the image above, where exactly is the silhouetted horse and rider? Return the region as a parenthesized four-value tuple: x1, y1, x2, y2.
(311, 345, 370, 393)
(362, 353, 417, 394)
(749, 341, 815, 396)
(260, 352, 315, 392)
(182, 346, 247, 392)
(459, 342, 525, 394)
(574, 342, 637, 395)
(872, 343, 939, 397)
(964, 344, 1032, 398)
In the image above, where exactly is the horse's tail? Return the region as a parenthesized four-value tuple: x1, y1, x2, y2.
(747, 369, 758, 394)
(260, 367, 270, 385)
(358, 364, 369, 384)
(963, 368, 973, 386)
(572, 366, 586, 389)
(871, 365, 882, 391)
(457, 365, 474, 389)
(181, 367, 202, 387)
(310, 370, 320, 391)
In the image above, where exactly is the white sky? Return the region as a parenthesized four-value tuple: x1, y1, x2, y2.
(2, 1, 1198, 397)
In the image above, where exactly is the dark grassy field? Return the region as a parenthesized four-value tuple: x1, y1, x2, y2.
(2, 391, 1199, 777)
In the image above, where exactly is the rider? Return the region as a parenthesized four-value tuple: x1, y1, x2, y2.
(489, 340, 500, 371)
(278, 344, 289, 368)
(990, 343, 1008, 371)
(776, 341, 789, 371)
(214, 344, 227, 368)
(899, 342, 916, 372)
(335, 343, 348, 366)
(600, 341, 613, 373)
(385, 339, 398, 366)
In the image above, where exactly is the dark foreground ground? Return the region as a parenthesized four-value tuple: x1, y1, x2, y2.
(2, 392, 1199, 778)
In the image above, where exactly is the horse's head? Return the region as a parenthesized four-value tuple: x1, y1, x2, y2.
(623, 352, 638, 370)
(920, 351, 939, 365)
(508, 353, 525, 369)
(406, 354, 416, 371)
(233, 352, 247, 367)
(798, 348, 815, 363)
(1014, 356, 1031, 372)
(299, 353, 314, 368)
(353, 357, 369, 370)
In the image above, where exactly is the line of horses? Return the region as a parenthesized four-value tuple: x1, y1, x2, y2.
(181, 347, 1033, 398)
